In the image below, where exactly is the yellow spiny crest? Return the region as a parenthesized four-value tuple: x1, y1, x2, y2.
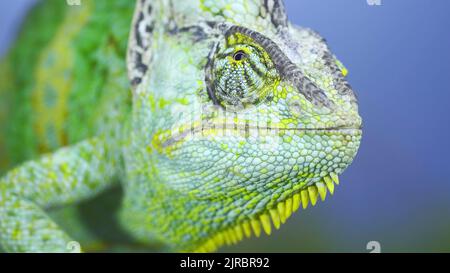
(277, 202, 286, 223)
(260, 213, 272, 235)
(242, 221, 252, 238)
(293, 193, 301, 211)
(250, 219, 261, 237)
(301, 190, 309, 209)
(284, 198, 293, 220)
(316, 182, 327, 201)
(330, 172, 340, 185)
(215, 232, 225, 246)
(234, 225, 244, 241)
(323, 176, 335, 194)
(269, 209, 281, 229)
(308, 185, 319, 206)
(190, 174, 341, 252)
(227, 229, 238, 244)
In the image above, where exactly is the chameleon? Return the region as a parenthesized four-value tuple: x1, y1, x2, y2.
(0, 0, 362, 253)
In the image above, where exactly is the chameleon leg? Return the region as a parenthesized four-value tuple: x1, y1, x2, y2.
(0, 137, 119, 252)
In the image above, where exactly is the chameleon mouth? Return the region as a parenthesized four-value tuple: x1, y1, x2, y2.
(187, 172, 340, 252)
(159, 123, 361, 149)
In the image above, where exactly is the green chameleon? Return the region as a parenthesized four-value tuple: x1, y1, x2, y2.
(0, 0, 362, 252)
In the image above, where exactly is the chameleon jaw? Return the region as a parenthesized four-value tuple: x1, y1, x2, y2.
(187, 172, 340, 253)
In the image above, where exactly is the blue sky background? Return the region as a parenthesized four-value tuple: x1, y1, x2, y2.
(0, 0, 449, 252)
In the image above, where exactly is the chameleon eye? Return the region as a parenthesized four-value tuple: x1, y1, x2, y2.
(232, 50, 246, 61)
(206, 44, 279, 110)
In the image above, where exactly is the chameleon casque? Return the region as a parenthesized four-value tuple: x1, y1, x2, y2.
(0, 0, 362, 252)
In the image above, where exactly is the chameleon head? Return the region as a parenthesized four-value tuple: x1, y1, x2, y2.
(126, 21, 361, 251)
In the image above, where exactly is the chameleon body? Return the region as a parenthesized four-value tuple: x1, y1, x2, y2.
(0, 0, 362, 252)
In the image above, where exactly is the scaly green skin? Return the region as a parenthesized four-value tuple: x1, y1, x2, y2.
(0, 0, 362, 252)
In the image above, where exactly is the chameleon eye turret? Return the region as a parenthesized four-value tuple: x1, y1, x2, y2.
(206, 27, 280, 110)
